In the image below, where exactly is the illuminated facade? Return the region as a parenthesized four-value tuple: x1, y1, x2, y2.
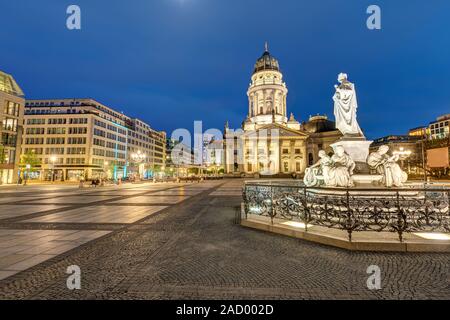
(0, 70, 25, 184)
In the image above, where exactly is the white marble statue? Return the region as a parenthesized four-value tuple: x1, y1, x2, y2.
(331, 145, 355, 187)
(367, 145, 408, 187)
(303, 150, 334, 187)
(333, 73, 363, 136)
(304, 147, 355, 187)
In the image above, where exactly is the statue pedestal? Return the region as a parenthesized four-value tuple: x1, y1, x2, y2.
(331, 137, 373, 173)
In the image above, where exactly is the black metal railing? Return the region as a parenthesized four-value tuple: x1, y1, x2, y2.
(242, 181, 450, 242)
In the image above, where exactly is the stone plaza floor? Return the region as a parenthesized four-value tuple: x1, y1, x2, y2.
(0, 179, 449, 299)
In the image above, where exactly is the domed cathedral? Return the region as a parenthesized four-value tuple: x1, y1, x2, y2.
(224, 43, 342, 177)
(302, 115, 343, 167)
(244, 42, 290, 130)
(224, 44, 305, 176)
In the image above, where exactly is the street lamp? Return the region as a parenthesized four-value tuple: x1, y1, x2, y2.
(49, 155, 57, 182)
(131, 150, 147, 180)
(103, 161, 109, 179)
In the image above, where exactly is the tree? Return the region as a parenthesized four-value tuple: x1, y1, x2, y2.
(0, 144, 5, 184)
(0, 144, 5, 164)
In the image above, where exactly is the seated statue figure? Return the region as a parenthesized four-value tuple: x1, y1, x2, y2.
(331, 145, 355, 187)
(367, 145, 408, 187)
(303, 150, 335, 187)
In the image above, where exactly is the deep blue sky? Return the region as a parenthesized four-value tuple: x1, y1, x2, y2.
(1, 0, 449, 139)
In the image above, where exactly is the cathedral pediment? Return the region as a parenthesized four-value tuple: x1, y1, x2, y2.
(243, 123, 309, 138)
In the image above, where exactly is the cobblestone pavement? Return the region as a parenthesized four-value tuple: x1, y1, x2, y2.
(0, 179, 449, 299)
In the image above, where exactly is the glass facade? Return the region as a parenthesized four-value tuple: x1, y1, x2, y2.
(0, 72, 24, 184)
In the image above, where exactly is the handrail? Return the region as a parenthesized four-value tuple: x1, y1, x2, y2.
(243, 181, 450, 193)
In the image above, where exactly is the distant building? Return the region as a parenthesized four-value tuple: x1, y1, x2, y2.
(205, 139, 225, 172)
(0, 70, 25, 184)
(166, 138, 194, 177)
(302, 115, 342, 166)
(408, 126, 429, 137)
(22, 98, 165, 181)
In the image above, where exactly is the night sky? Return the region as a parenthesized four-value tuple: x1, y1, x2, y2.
(1, 0, 449, 139)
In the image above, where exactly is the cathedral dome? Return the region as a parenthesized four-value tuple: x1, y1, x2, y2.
(253, 43, 280, 74)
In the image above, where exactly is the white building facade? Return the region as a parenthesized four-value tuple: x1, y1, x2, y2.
(224, 45, 308, 176)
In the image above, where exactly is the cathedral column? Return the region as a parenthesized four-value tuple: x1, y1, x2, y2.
(276, 90, 281, 114)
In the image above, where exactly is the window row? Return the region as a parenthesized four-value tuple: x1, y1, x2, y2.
(23, 147, 87, 155)
(23, 137, 87, 145)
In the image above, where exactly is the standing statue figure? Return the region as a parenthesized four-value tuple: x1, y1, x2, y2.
(367, 145, 408, 187)
(331, 145, 355, 187)
(333, 73, 364, 136)
(303, 150, 335, 187)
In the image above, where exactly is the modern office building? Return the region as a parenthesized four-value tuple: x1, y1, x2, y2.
(409, 126, 429, 137)
(370, 135, 423, 175)
(0, 70, 25, 184)
(22, 98, 165, 181)
(302, 115, 342, 166)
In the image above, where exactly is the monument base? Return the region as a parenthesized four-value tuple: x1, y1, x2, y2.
(352, 174, 383, 186)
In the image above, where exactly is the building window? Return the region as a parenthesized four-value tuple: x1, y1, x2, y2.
(46, 137, 65, 144)
(67, 147, 86, 155)
(283, 162, 289, 172)
(282, 148, 289, 154)
(247, 163, 252, 171)
(4, 101, 20, 117)
(67, 137, 86, 144)
(68, 127, 87, 134)
(294, 148, 301, 155)
(66, 158, 85, 165)
(48, 118, 66, 125)
(296, 162, 301, 172)
(45, 148, 65, 155)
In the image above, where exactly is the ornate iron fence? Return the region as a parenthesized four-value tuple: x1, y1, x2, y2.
(242, 181, 450, 242)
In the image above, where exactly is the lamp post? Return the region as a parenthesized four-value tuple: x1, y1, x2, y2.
(131, 150, 146, 180)
(49, 156, 57, 182)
